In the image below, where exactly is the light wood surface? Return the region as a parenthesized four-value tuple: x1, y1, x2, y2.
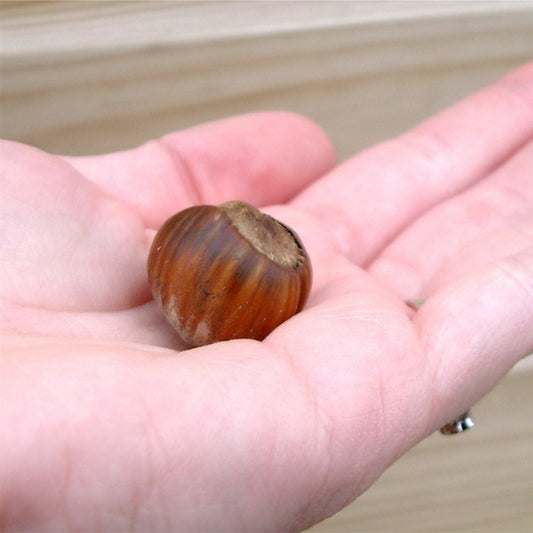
(2, 1, 532, 159)
(1, 2, 532, 531)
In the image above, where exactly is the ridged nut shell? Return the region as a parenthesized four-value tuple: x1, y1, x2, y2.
(147, 201, 312, 347)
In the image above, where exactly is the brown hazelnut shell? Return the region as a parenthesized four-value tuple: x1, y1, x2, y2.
(147, 201, 312, 347)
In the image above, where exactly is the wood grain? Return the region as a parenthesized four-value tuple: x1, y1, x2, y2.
(2, 1, 532, 158)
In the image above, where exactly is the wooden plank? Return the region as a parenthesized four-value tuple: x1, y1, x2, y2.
(1, 2, 532, 157)
(2, 1, 529, 55)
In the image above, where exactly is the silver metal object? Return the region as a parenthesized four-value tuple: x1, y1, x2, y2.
(440, 411, 475, 435)
(405, 299, 475, 436)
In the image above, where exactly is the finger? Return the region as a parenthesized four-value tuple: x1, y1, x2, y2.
(414, 246, 533, 432)
(65, 112, 335, 228)
(368, 140, 533, 298)
(425, 219, 533, 293)
(294, 61, 533, 264)
(0, 140, 148, 311)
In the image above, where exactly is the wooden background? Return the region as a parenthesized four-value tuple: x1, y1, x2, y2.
(2, 1, 532, 531)
(2, 1, 533, 160)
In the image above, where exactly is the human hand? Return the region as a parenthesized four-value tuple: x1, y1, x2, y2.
(1, 62, 532, 531)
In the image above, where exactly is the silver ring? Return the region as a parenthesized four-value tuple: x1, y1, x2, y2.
(440, 411, 475, 435)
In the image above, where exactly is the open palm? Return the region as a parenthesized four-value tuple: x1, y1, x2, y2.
(1, 63, 532, 531)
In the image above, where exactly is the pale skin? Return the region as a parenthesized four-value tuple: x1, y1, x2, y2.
(1, 62, 532, 532)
